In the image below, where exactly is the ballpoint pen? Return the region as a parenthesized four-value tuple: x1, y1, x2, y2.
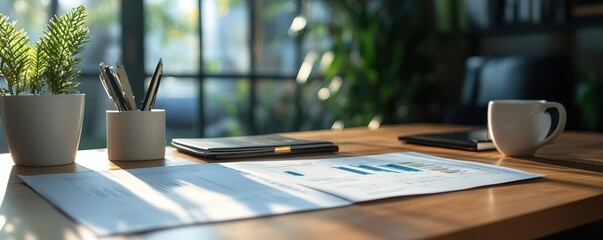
(99, 63, 125, 111)
(149, 70, 162, 110)
(116, 61, 137, 110)
(107, 66, 133, 111)
(140, 58, 163, 111)
(99, 73, 121, 111)
(104, 65, 130, 111)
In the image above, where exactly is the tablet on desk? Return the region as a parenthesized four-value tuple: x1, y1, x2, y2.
(172, 134, 339, 159)
(399, 128, 495, 151)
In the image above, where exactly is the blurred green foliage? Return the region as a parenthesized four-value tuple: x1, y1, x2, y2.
(302, 0, 436, 127)
(576, 67, 603, 131)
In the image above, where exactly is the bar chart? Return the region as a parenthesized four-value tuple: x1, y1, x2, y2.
(227, 152, 542, 202)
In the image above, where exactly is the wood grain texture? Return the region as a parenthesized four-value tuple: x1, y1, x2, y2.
(1, 123, 602, 240)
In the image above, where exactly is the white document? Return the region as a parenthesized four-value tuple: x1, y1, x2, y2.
(20, 152, 542, 236)
(19, 164, 350, 236)
(225, 152, 543, 202)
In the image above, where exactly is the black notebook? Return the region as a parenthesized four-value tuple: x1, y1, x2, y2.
(171, 134, 339, 159)
(398, 129, 495, 151)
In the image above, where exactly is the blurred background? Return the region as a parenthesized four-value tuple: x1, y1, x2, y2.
(0, 0, 602, 153)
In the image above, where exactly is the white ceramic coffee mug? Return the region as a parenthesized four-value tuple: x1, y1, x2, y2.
(487, 100, 566, 157)
(107, 109, 166, 161)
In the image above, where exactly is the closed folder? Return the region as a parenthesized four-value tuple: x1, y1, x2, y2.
(398, 129, 495, 151)
(171, 134, 339, 159)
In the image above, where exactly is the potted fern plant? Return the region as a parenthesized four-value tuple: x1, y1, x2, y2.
(0, 5, 90, 166)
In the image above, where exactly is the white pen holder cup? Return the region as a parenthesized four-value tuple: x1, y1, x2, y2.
(106, 109, 166, 161)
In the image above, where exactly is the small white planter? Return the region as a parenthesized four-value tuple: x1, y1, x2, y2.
(0, 94, 85, 166)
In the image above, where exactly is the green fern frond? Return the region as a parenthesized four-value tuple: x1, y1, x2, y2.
(0, 5, 89, 95)
(39, 5, 90, 94)
(0, 14, 31, 95)
(24, 41, 46, 94)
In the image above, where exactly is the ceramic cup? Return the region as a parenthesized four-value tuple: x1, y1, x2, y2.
(106, 109, 166, 161)
(487, 100, 566, 157)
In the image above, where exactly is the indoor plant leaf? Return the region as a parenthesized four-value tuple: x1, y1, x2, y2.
(0, 15, 31, 95)
(38, 5, 90, 94)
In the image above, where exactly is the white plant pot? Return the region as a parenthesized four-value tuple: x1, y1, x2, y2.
(0, 94, 85, 166)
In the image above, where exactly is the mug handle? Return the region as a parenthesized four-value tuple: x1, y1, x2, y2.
(536, 102, 566, 148)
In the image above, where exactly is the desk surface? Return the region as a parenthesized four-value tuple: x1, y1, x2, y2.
(1, 123, 603, 240)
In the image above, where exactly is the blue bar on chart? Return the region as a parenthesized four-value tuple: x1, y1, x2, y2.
(382, 164, 421, 172)
(355, 165, 398, 173)
(284, 171, 304, 176)
(333, 166, 371, 175)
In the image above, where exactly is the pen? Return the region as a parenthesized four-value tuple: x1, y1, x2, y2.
(99, 73, 121, 111)
(104, 65, 130, 111)
(149, 71, 162, 109)
(140, 58, 163, 111)
(99, 63, 125, 111)
(116, 61, 137, 110)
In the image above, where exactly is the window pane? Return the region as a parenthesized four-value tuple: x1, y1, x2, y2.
(0, 0, 49, 45)
(301, 0, 331, 55)
(59, 0, 121, 73)
(202, 0, 250, 74)
(145, 0, 199, 75)
(254, 0, 297, 75)
(153, 77, 201, 141)
(204, 78, 250, 137)
(299, 77, 333, 130)
(76, 76, 113, 150)
(255, 79, 297, 134)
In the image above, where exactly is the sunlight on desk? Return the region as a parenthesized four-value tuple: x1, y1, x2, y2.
(0, 161, 10, 231)
(20, 164, 348, 236)
(1, 124, 602, 239)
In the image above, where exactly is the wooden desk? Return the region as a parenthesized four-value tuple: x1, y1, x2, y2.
(1, 123, 602, 240)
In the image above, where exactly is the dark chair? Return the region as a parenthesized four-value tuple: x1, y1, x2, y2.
(443, 55, 576, 129)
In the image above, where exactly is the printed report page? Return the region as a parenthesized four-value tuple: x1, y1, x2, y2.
(225, 152, 543, 202)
